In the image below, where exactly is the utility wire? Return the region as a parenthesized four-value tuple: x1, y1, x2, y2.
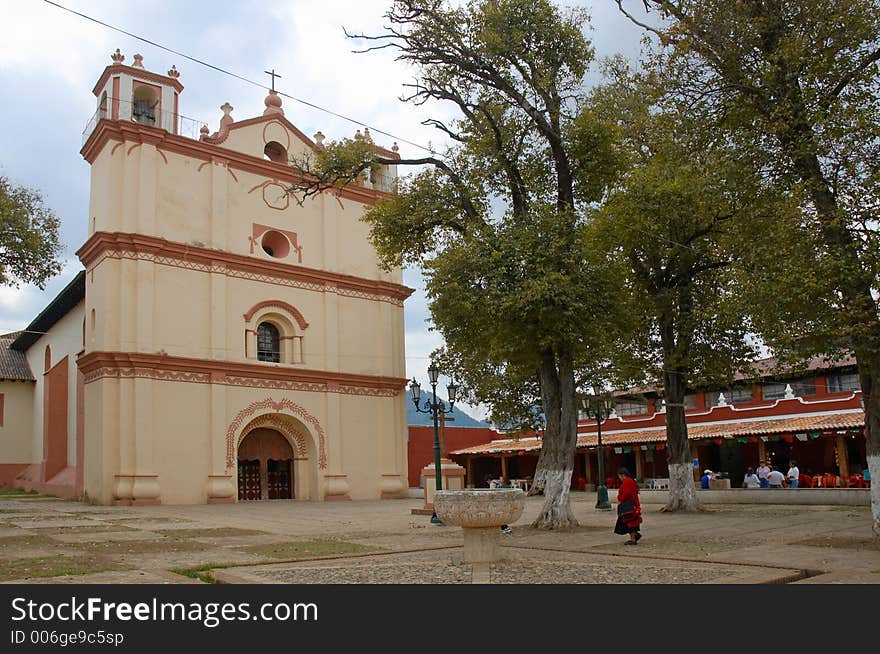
(41, 1, 717, 257)
(41, 0, 435, 154)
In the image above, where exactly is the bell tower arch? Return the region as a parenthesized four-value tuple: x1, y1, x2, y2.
(90, 49, 184, 135)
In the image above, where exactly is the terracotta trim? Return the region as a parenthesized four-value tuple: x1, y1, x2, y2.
(244, 300, 309, 329)
(262, 120, 291, 151)
(229, 114, 316, 150)
(226, 397, 328, 470)
(77, 351, 408, 395)
(173, 93, 179, 136)
(77, 231, 414, 305)
(81, 119, 388, 206)
(92, 63, 184, 96)
(111, 76, 120, 120)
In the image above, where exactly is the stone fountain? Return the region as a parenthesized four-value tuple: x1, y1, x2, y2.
(433, 489, 525, 563)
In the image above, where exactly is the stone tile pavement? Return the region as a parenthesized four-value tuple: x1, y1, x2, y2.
(1, 492, 877, 584)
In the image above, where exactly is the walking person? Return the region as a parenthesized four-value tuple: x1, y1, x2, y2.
(613, 467, 643, 545)
(786, 460, 800, 489)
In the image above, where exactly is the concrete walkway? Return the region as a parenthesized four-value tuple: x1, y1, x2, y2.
(1, 492, 877, 584)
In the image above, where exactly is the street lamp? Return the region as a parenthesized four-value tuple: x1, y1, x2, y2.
(582, 392, 614, 511)
(410, 362, 458, 525)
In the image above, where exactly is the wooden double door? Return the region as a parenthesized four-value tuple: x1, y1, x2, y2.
(237, 458, 292, 500)
(237, 428, 296, 501)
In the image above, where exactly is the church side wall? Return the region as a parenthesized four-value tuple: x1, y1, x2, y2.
(0, 381, 35, 483)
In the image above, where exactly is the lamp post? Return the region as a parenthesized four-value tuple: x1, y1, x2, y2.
(410, 362, 459, 525)
(582, 393, 614, 511)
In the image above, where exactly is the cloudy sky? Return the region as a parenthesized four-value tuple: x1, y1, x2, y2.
(0, 0, 645, 420)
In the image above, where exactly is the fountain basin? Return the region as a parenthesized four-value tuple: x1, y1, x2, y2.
(433, 489, 525, 563)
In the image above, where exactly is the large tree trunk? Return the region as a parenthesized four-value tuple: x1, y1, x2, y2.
(789, 150, 880, 537)
(530, 347, 578, 529)
(854, 350, 880, 539)
(659, 318, 701, 511)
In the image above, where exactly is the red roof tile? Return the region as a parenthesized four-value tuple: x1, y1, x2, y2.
(0, 336, 34, 381)
(450, 410, 864, 455)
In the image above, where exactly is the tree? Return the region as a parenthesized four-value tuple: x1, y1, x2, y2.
(589, 65, 767, 510)
(292, 0, 622, 528)
(0, 175, 63, 289)
(617, 0, 880, 534)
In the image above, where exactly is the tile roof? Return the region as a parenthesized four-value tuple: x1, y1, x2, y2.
(611, 353, 858, 397)
(0, 335, 34, 381)
(449, 410, 864, 455)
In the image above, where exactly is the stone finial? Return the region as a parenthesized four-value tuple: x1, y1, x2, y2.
(608, 408, 618, 419)
(167, 65, 180, 79)
(784, 384, 796, 400)
(218, 102, 234, 132)
(391, 142, 399, 153)
(200, 124, 210, 140)
(111, 48, 125, 64)
(363, 127, 373, 142)
(132, 54, 145, 69)
(262, 89, 284, 116)
(313, 131, 325, 149)
(354, 129, 363, 140)
(716, 392, 728, 407)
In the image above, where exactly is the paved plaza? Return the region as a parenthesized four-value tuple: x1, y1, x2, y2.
(0, 490, 878, 584)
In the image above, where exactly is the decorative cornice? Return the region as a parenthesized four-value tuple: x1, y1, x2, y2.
(80, 119, 387, 206)
(92, 63, 184, 95)
(77, 351, 407, 397)
(76, 231, 414, 306)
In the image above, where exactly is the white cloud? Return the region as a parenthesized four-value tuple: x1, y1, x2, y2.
(0, 258, 81, 334)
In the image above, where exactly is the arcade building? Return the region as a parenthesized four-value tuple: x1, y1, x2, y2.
(451, 356, 868, 489)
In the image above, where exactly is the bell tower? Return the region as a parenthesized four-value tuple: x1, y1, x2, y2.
(90, 49, 183, 135)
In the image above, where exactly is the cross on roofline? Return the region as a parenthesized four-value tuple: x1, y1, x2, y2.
(264, 68, 282, 91)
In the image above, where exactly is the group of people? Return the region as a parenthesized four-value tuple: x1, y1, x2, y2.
(738, 460, 799, 488)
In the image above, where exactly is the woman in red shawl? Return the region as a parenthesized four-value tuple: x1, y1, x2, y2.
(614, 467, 643, 545)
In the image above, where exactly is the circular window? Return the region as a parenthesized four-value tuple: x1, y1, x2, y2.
(261, 230, 291, 259)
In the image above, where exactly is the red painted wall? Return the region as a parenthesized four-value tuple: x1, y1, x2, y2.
(407, 426, 499, 487)
(42, 356, 68, 482)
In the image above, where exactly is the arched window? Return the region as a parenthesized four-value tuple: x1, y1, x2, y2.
(132, 85, 158, 126)
(263, 141, 288, 163)
(257, 322, 281, 363)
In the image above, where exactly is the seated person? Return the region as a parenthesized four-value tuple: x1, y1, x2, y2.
(701, 470, 713, 489)
(743, 467, 760, 488)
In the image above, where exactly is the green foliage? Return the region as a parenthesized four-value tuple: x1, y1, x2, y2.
(0, 175, 63, 289)
(622, 0, 880, 363)
(587, 66, 766, 393)
(298, 0, 627, 435)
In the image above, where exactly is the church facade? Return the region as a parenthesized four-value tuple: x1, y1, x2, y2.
(0, 51, 412, 505)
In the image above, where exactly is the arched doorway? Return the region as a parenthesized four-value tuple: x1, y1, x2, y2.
(237, 428, 294, 500)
